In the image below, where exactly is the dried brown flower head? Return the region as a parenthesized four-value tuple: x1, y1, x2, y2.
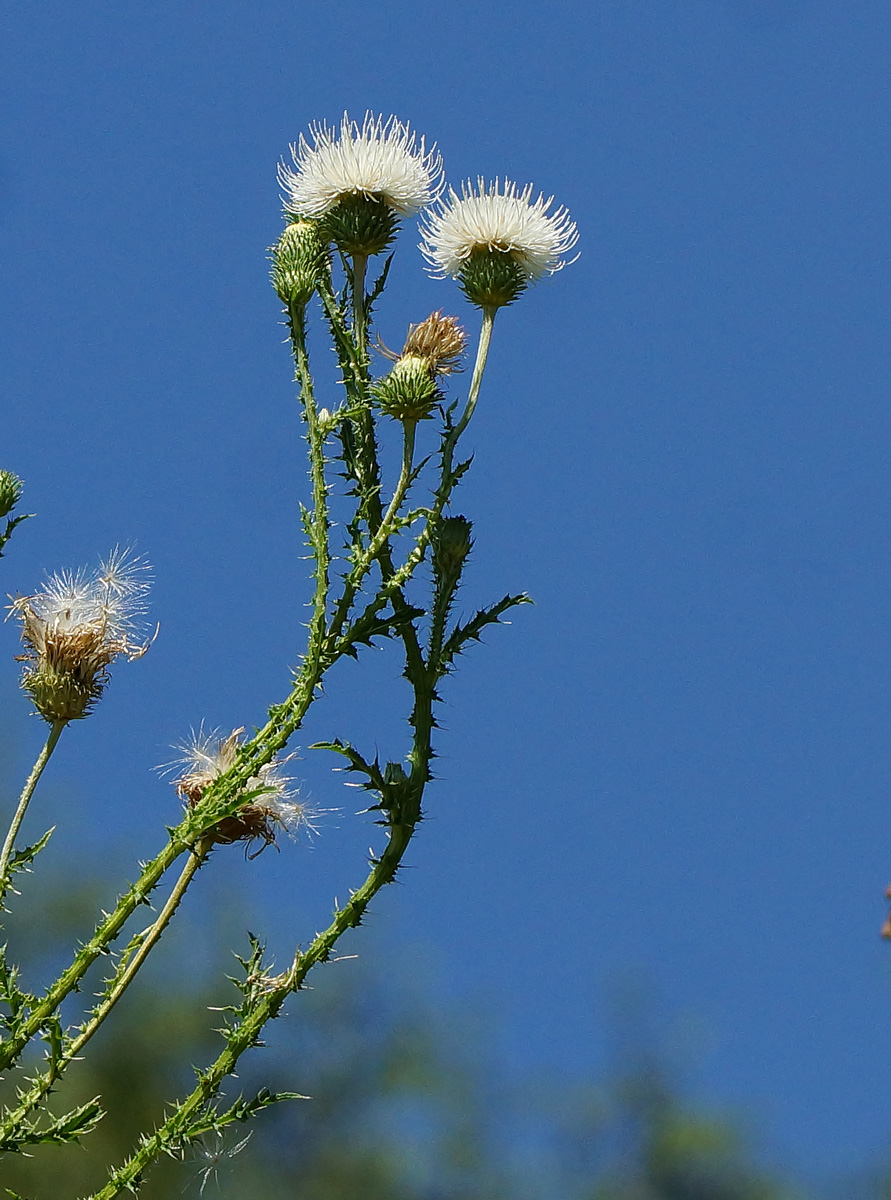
(170, 726, 317, 857)
(380, 311, 467, 376)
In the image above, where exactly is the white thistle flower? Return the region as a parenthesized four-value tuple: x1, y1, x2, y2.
(419, 178, 579, 281)
(278, 112, 443, 219)
(168, 726, 319, 854)
(10, 548, 152, 721)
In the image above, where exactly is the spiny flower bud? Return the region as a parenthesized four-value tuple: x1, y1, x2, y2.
(433, 515, 474, 580)
(373, 353, 440, 423)
(169, 726, 318, 856)
(0, 471, 23, 520)
(10, 549, 152, 723)
(271, 220, 329, 307)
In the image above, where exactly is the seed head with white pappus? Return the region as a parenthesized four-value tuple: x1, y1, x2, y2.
(279, 113, 444, 257)
(10, 549, 152, 722)
(170, 726, 318, 855)
(420, 179, 579, 308)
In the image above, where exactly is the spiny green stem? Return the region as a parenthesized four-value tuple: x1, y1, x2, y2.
(381, 306, 498, 595)
(76, 836, 212, 1050)
(0, 536, 394, 1077)
(0, 839, 185, 1073)
(288, 302, 330, 641)
(381, 420, 417, 534)
(91, 500, 444, 1198)
(0, 719, 65, 895)
(335, 306, 498, 642)
(326, 420, 417, 646)
(82, 309, 483, 1197)
(0, 837, 212, 1150)
(350, 253, 368, 363)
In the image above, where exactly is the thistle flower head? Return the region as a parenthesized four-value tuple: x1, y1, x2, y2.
(169, 726, 318, 855)
(419, 178, 579, 307)
(279, 112, 443, 220)
(10, 549, 152, 722)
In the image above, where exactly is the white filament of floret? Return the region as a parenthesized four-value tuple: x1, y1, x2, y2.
(278, 112, 444, 218)
(419, 178, 579, 280)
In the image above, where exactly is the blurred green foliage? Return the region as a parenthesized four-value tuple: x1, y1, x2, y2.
(0, 881, 812, 1200)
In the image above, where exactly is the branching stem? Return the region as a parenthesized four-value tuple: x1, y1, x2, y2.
(0, 719, 65, 894)
(0, 836, 213, 1148)
(0, 224, 509, 1189)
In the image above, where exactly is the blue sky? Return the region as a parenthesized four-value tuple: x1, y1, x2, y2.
(2, 0, 891, 1182)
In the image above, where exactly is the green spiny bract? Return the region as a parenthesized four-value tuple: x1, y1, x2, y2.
(458, 247, 528, 309)
(322, 193, 399, 258)
(373, 354, 440, 422)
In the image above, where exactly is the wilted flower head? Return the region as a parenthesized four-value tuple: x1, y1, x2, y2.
(374, 312, 467, 423)
(170, 726, 317, 855)
(279, 113, 443, 257)
(420, 178, 579, 307)
(10, 549, 152, 722)
(388, 311, 467, 376)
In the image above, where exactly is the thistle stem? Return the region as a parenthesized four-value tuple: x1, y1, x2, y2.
(326, 420, 417, 646)
(369, 306, 498, 605)
(351, 253, 368, 359)
(0, 719, 65, 890)
(288, 302, 331, 643)
(455, 305, 496, 443)
(73, 835, 212, 1053)
(381, 420, 416, 532)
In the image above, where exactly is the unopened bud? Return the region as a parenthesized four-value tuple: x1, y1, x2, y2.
(0, 471, 23, 520)
(433, 515, 473, 578)
(271, 220, 330, 307)
(373, 354, 440, 423)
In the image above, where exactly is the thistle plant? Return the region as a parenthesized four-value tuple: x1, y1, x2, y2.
(0, 111, 577, 1196)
